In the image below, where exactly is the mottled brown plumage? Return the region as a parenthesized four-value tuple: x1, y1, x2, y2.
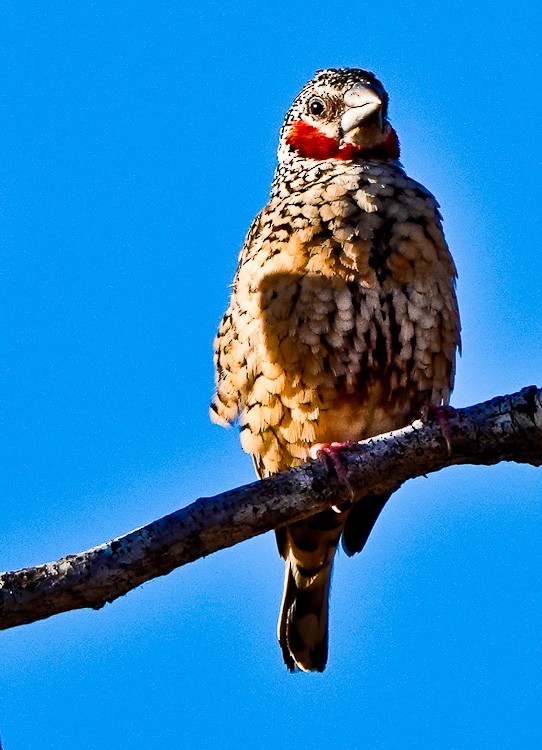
(211, 69, 460, 671)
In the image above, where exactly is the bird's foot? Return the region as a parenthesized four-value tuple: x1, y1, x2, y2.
(423, 404, 458, 455)
(309, 441, 364, 509)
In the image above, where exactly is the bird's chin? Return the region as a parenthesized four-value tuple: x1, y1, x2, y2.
(343, 123, 387, 149)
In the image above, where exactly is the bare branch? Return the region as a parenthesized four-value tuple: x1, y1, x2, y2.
(1, 386, 541, 631)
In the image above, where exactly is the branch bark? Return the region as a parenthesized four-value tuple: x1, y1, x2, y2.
(1, 386, 541, 631)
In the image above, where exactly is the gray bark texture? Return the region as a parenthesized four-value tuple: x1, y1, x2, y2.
(1, 385, 541, 631)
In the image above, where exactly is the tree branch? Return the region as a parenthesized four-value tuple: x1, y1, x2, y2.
(1, 386, 541, 631)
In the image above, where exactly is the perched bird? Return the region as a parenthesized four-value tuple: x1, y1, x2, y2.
(211, 68, 460, 672)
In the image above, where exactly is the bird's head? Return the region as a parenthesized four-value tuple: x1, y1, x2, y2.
(278, 68, 400, 164)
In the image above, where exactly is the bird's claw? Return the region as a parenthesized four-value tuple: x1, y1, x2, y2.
(424, 404, 458, 455)
(309, 441, 365, 505)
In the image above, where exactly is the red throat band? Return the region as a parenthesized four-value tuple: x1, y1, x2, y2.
(286, 120, 400, 161)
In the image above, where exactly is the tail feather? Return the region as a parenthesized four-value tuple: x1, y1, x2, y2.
(342, 491, 392, 556)
(278, 561, 331, 672)
(276, 507, 346, 672)
(276, 493, 393, 671)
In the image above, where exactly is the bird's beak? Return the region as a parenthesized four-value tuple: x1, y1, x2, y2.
(341, 84, 383, 133)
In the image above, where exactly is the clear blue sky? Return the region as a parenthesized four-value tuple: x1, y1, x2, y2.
(1, 2, 541, 748)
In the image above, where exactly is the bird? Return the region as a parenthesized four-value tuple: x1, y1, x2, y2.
(211, 68, 460, 672)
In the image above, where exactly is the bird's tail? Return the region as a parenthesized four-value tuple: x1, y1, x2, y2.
(278, 556, 333, 672)
(276, 506, 347, 672)
(276, 492, 392, 671)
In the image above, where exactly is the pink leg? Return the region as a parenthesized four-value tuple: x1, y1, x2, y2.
(424, 404, 458, 454)
(309, 441, 365, 508)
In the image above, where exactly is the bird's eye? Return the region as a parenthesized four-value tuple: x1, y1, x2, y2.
(308, 97, 326, 117)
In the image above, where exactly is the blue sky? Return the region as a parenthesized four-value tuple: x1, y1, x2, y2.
(0, 1, 541, 747)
